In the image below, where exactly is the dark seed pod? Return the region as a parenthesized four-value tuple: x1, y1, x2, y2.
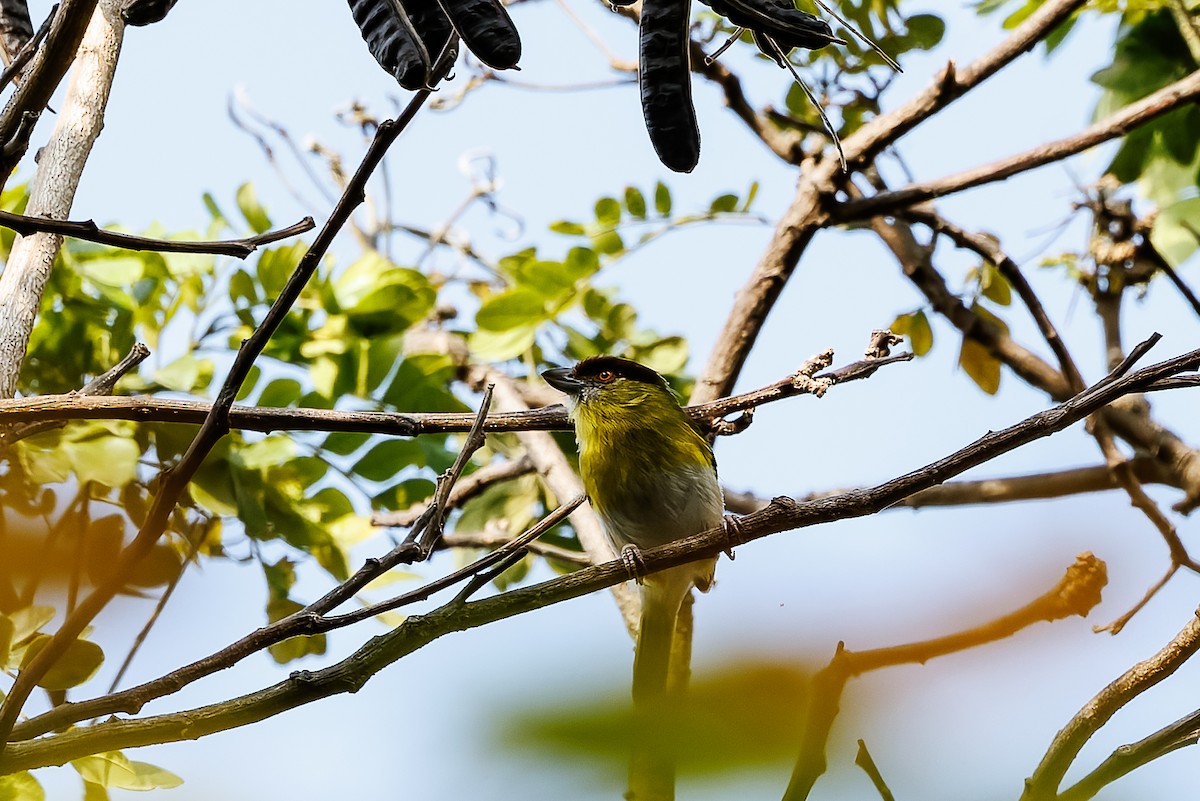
(119, 0, 180, 26)
(348, 0, 432, 90)
(435, 0, 522, 70)
(0, 0, 33, 59)
(401, 0, 455, 63)
(639, 0, 699, 173)
(701, 0, 837, 52)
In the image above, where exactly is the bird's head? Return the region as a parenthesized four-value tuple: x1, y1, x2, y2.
(541, 356, 678, 417)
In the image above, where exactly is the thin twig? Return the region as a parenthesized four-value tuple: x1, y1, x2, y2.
(0, 209, 315, 257)
(834, 70, 1200, 222)
(0, 341, 150, 451)
(1058, 704, 1200, 801)
(854, 740, 896, 801)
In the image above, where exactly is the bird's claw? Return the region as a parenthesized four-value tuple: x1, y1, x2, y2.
(722, 514, 745, 560)
(620, 544, 646, 584)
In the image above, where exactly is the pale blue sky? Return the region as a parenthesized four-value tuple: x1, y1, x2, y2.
(16, 1, 1200, 799)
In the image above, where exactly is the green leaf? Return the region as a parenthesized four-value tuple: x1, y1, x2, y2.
(624, 187, 647, 219)
(980, 263, 1012, 306)
(352, 439, 427, 482)
(322, 431, 371, 456)
(550, 220, 586, 236)
(82, 781, 108, 801)
(263, 558, 297, 598)
(634, 337, 689, 375)
(456, 474, 540, 536)
(229, 268, 258, 306)
(591, 229, 624, 256)
(255, 242, 305, 298)
(237, 435, 297, 471)
(8, 607, 54, 644)
(654, 182, 672, 216)
(78, 256, 144, 288)
(22, 636, 105, 690)
(708, 194, 739, 214)
(266, 597, 327, 663)
(476, 288, 546, 331)
(152, 353, 213, 392)
(236, 182, 273, 234)
(235, 365, 262, 402)
(469, 325, 538, 361)
(63, 427, 140, 488)
(959, 337, 1001, 394)
(904, 14, 945, 50)
(202, 191, 229, 230)
(0, 615, 14, 670)
(741, 182, 759, 212)
(563, 247, 600, 279)
(374, 477, 437, 511)
(127, 544, 181, 588)
(1150, 197, 1200, 268)
(594, 197, 621, 227)
(16, 430, 71, 484)
(0, 772, 44, 801)
(896, 310, 934, 356)
(71, 752, 183, 790)
(258, 378, 303, 408)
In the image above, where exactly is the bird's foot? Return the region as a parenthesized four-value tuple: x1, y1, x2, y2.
(722, 514, 745, 560)
(619, 544, 647, 585)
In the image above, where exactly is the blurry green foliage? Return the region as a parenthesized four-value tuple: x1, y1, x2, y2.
(511, 662, 810, 777)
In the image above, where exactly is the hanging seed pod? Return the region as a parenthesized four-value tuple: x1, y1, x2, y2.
(701, 0, 839, 53)
(435, 0, 522, 70)
(402, 0, 456, 66)
(348, 0, 433, 90)
(639, 0, 700, 173)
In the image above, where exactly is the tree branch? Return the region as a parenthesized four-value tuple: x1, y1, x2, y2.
(1020, 607, 1200, 801)
(1058, 704, 1200, 801)
(0, 1, 121, 400)
(784, 553, 1107, 801)
(3, 341, 1196, 764)
(833, 69, 1200, 222)
(0, 209, 315, 256)
(693, 0, 1088, 403)
(722, 456, 1179, 514)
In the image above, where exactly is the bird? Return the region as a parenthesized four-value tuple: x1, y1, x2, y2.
(542, 355, 724, 801)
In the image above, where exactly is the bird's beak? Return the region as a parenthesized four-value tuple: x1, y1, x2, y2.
(542, 367, 584, 394)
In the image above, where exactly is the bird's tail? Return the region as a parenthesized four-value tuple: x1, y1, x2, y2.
(627, 570, 692, 801)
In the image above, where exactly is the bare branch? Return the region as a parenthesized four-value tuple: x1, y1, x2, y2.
(784, 553, 1107, 801)
(901, 207, 1085, 392)
(722, 456, 1179, 514)
(1021, 607, 1200, 801)
(691, 0, 1088, 404)
(0, 209, 315, 257)
(834, 70, 1200, 222)
(1058, 704, 1200, 801)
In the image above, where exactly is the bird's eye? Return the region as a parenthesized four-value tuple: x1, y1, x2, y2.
(597, 370, 616, 383)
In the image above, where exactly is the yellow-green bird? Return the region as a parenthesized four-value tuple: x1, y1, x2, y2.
(543, 356, 723, 801)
